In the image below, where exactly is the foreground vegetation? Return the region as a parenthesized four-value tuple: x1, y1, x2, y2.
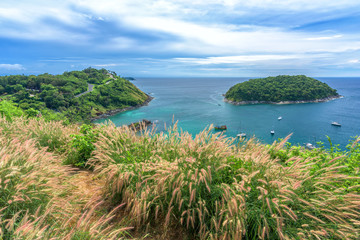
(225, 75, 340, 103)
(0, 111, 359, 239)
(0, 68, 149, 123)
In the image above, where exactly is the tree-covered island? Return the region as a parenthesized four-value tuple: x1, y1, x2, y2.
(0, 68, 151, 123)
(225, 75, 342, 105)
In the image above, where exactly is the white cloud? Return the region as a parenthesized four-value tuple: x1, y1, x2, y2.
(0, 64, 25, 70)
(0, 1, 91, 42)
(223, 0, 360, 11)
(175, 55, 301, 64)
(93, 63, 120, 67)
(306, 35, 343, 41)
(1, 0, 360, 75)
(348, 59, 359, 64)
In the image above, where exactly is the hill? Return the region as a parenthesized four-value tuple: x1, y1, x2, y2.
(225, 75, 341, 104)
(0, 68, 150, 123)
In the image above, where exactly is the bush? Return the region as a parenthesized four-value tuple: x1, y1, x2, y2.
(67, 124, 99, 167)
(0, 100, 24, 121)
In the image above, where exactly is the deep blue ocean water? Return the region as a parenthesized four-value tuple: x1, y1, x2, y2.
(95, 77, 360, 148)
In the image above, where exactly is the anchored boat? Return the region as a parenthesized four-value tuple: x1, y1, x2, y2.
(237, 133, 246, 138)
(331, 122, 341, 127)
(214, 125, 227, 130)
(305, 143, 316, 150)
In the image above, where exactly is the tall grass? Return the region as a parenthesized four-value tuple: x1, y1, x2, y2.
(0, 136, 68, 238)
(91, 123, 360, 239)
(1, 116, 359, 239)
(0, 117, 78, 155)
(0, 117, 131, 239)
(12, 197, 131, 240)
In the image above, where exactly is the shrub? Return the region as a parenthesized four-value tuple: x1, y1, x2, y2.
(67, 124, 99, 167)
(0, 100, 24, 122)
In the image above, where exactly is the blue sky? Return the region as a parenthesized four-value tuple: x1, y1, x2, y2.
(1, 0, 360, 77)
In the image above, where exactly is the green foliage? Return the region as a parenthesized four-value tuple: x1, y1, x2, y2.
(0, 68, 149, 123)
(0, 100, 24, 121)
(268, 136, 360, 191)
(67, 124, 99, 167)
(25, 107, 39, 118)
(225, 75, 339, 102)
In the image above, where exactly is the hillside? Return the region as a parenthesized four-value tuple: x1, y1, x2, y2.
(0, 68, 150, 123)
(225, 75, 340, 104)
(0, 111, 359, 239)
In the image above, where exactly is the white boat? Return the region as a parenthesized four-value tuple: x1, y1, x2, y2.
(331, 122, 341, 127)
(305, 143, 315, 150)
(278, 116, 282, 120)
(237, 133, 246, 138)
(270, 130, 275, 135)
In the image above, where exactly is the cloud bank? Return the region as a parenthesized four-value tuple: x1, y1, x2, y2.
(0, 0, 360, 76)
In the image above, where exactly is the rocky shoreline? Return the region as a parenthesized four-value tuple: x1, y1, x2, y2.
(90, 95, 154, 121)
(224, 95, 343, 105)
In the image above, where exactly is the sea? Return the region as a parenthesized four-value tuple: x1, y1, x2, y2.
(95, 77, 360, 149)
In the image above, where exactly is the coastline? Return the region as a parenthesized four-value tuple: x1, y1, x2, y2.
(224, 95, 343, 105)
(90, 94, 154, 121)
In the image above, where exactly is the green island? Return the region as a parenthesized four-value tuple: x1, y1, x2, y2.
(0, 67, 151, 123)
(0, 72, 359, 239)
(225, 75, 341, 104)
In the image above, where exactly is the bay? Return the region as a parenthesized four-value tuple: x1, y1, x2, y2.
(95, 77, 360, 148)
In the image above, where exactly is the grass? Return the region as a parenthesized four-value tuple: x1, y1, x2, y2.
(0, 118, 130, 239)
(90, 123, 360, 239)
(1, 116, 359, 239)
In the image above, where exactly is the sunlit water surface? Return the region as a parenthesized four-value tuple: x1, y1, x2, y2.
(95, 77, 360, 149)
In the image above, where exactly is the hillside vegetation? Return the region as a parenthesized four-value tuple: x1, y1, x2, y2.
(225, 75, 340, 103)
(0, 106, 359, 239)
(0, 68, 149, 123)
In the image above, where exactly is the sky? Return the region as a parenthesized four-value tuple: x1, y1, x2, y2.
(1, 0, 360, 77)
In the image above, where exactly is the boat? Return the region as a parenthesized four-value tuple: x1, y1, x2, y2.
(237, 133, 246, 138)
(278, 116, 282, 120)
(331, 122, 341, 127)
(305, 143, 315, 150)
(270, 130, 275, 135)
(214, 125, 227, 130)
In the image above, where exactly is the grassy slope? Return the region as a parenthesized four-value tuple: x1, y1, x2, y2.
(0, 117, 359, 239)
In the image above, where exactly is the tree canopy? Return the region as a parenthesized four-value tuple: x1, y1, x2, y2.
(225, 75, 339, 103)
(0, 68, 149, 123)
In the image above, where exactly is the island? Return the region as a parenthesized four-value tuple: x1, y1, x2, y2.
(224, 75, 342, 105)
(0, 67, 152, 123)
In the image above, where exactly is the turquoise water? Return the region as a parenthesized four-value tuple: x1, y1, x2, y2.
(95, 77, 360, 148)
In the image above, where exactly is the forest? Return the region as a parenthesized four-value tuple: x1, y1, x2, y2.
(225, 75, 340, 103)
(0, 68, 149, 123)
